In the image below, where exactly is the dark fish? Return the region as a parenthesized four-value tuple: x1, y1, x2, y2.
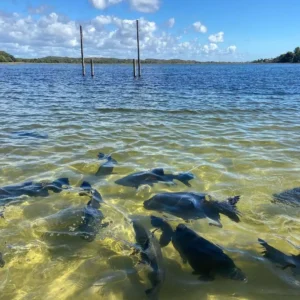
(172, 224, 246, 281)
(132, 219, 165, 299)
(273, 187, 300, 207)
(95, 152, 118, 177)
(150, 216, 174, 247)
(0, 178, 70, 206)
(144, 192, 240, 227)
(0, 252, 5, 268)
(77, 181, 108, 242)
(78, 181, 103, 205)
(258, 238, 300, 275)
(115, 168, 194, 189)
(11, 131, 48, 139)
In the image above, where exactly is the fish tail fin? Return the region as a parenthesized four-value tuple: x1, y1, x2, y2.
(213, 196, 241, 222)
(258, 238, 288, 264)
(227, 195, 240, 207)
(174, 172, 195, 187)
(97, 152, 107, 160)
(97, 152, 118, 164)
(258, 238, 267, 246)
(258, 238, 273, 255)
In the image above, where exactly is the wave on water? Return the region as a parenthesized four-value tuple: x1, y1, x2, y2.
(95, 107, 199, 114)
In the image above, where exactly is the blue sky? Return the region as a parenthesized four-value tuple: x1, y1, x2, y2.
(0, 0, 300, 61)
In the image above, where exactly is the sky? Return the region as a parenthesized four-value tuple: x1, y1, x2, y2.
(0, 0, 300, 61)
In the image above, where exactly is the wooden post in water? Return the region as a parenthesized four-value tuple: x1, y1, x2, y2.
(133, 59, 137, 77)
(136, 20, 141, 77)
(90, 59, 94, 77)
(80, 25, 85, 76)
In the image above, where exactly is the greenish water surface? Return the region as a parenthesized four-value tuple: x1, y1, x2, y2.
(0, 64, 299, 300)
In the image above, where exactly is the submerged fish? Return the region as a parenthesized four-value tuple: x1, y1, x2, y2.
(95, 152, 117, 177)
(77, 181, 109, 242)
(132, 219, 165, 299)
(150, 216, 174, 248)
(172, 224, 246, 281)
(0, 252, 5, 268)
(11, 131, 48, 139)
(273, 187, 300, 207)
(115, 168, 194, 189)
(0, 178, 70, 205)
(258, 238, 300, 276)
(144, 192, 241, 227)
(41, 182, 109, 244)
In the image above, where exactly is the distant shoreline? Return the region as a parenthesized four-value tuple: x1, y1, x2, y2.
(1, 49, 300, 64)
(0, 61, 249, 65)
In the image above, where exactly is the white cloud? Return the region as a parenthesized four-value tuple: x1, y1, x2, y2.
(203, 43, 218, 53)
(227, 45, 237, 53)
(129, 0, 160, 13)
(193, 21, 207, 33)
(208, 31, 224, 43)
(167, 18, 175, 28)
(93, 15, 113, 26)
(89, 0, 160, 12)
(0, 11, 238, 61)
(89, 0, 123, 10)
(90, 0, 108, 10)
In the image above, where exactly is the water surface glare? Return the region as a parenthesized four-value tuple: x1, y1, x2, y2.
(0, 64, 300, 300)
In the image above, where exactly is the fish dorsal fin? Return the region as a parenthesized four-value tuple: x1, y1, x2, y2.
(53, 178, 70, 187)
(151, 168, 165, 176)
(80, 181, 92, 191)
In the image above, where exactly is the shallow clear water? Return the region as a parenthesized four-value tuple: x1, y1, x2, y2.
(0, 63, 299, 300)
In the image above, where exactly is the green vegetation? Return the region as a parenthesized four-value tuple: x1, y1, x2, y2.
(17, 56, 133, 64)
(0, 51, 17, 62)
(0, 50, 241, 64)
(14, 56, 203, 64)
(0, 51, 203, 64)
(253, 47, 300, 63)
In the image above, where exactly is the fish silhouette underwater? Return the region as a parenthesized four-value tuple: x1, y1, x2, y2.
(144, 192, 241, 228)
(0, 178, 70, 206)
(258, 238, 300, 276)
(95, 153, 118, 177)
(273, 187, 300, 207)
(131, 218, 165, 299)
(115, 168, 194, 189)
(151, 218, 246, 282)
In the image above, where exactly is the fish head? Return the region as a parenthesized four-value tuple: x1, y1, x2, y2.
(144, 197, 163, 210)
(228, 267, 247, 282)
(132, 220, 150, 250)
(174, 224, 200, 243)
(150, 215, 165, 228)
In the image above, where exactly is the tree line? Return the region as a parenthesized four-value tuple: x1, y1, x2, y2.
(253, 47, 300, 63)
(0, 51, 203, 64)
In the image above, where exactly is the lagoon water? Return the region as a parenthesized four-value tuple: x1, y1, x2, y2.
(0, 63, 299, 300)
